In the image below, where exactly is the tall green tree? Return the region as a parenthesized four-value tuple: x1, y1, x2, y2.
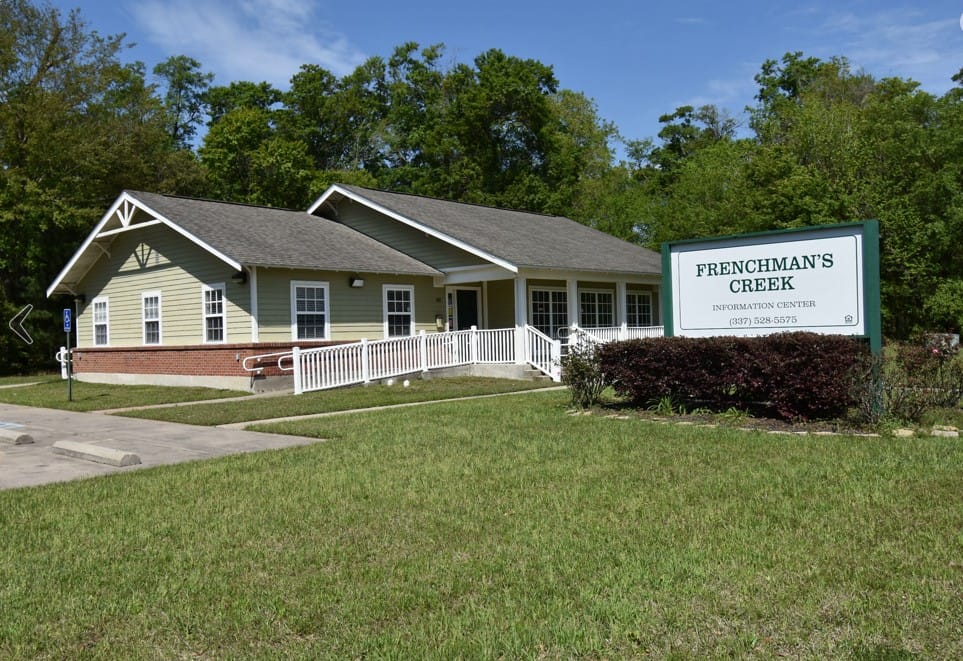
(0, 0, 204, 373)
(153, 54, 213, 148)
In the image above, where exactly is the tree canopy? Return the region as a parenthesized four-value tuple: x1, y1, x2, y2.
(2, 0, 963, 373)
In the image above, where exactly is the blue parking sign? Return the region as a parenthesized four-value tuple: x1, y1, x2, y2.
(63, 308, 72, 333)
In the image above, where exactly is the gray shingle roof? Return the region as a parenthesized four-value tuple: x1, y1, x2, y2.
(129, 191, 440, 276)
(334, 185, 661, 275)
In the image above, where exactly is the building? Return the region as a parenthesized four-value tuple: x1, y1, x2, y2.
(47, 185, 663, 390)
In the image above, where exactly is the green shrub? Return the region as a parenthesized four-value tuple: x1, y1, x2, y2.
(879, 335, 963, 423)
(561, 342, 606, 409)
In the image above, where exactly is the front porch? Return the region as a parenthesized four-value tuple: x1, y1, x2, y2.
(442, 271, 662, 339)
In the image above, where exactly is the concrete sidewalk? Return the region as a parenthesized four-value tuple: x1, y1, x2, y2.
(0, 403, 323, 490)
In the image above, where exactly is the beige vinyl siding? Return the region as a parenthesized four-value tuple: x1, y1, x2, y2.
(75, 225, 250, 347)
(256, 268, 444, 341)
(337, 203, 488, 270)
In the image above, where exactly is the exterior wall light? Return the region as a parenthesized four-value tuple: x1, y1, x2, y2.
(350, 276, 365, 288)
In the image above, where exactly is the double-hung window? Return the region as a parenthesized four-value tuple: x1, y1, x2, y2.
(626, 292, 653, 327)
(92, 297, 109, 346)
(142, 292, 161, 345)
(579, 291, 614, 328)
(291, 281, 329, 340)
(384, 285, 414, 337)
(202, 283, 226, 343)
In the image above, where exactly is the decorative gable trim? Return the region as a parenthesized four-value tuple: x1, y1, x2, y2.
(47, 192, 242, 297)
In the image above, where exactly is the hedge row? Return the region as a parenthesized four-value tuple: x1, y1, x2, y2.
(598, 332, 869, 421)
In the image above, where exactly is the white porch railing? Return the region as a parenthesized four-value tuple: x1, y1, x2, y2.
(245, 324, 660, 395)
(525, 325, 562, 382)
(580, 325, 665, 342)
(275, 326, 547, 394)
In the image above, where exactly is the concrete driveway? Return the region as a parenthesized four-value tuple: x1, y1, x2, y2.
(0, 403, 322, 490)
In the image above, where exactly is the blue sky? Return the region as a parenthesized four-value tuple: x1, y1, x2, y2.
(51, 0, 963, 151)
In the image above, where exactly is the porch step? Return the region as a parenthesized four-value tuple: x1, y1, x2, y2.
(521, 367, 554, 382)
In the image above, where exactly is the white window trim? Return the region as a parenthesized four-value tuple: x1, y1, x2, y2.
(579, 289, 616, 328)
(92, 296, 109, 347)
(528, 286, 568, 339)
(627, 291, 654, 327)
(201, 282, 226, 344)
(383, 284, 415, 338)
(141, 291, 162, 345)
(290, 280, 330, 341)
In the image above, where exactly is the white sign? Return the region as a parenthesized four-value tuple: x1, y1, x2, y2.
(669, 225, 865, 337)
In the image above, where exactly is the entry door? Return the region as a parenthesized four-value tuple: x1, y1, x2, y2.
(455, 289, 480, 330)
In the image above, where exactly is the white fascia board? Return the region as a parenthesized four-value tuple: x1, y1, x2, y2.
(47, 192, 133, 297)
(309, 185, 519, 274)
(435, 264, 516, 286)
(520, 267, 662, 285)
(47, 192, 242, 298)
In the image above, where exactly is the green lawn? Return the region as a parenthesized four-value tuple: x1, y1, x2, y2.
(118, 376, 554, 425)
(0, 374, 59, 386)
(0, 379, 247, 411)
(1, 390, 960, 658)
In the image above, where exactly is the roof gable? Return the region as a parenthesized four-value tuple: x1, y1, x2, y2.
(48, 191, 440, 297)
(311, 185, 661, 276)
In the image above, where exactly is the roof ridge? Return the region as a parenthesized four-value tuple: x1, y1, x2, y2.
(341, 184, 565, 220)
(125, 190, 305, 214)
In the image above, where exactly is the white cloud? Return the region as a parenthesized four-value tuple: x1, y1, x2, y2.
(128, 0, 366, 87)
(815, 8, 962, 93)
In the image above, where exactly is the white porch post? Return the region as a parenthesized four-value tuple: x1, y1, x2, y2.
(617, 280, 628, 339)
(514, 275, 527, 364)
(655, 285, 663, 326)
(566, 278, 578, 333)
(249, 266, 259, 343)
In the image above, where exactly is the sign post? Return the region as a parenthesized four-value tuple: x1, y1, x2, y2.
(63, 308, 72, 402)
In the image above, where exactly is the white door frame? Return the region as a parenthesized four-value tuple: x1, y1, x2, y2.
(445, 285, 484, 331)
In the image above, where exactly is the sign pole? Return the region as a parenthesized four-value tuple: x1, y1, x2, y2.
(63, 308, 73, 402)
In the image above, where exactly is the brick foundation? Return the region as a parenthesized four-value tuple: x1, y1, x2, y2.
(72, 341, 340, 380)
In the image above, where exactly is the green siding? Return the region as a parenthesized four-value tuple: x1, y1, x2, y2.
(75, 225, 250, 347)
(486, 279, 516, 328)
(256, 268, 444, 341)
(338, 203, 488, 270)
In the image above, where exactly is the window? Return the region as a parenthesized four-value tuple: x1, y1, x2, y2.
(384, 285, 414, 337)
(579, 291, 614, 328)
(92, 297, 109, 346)
(291, 281, 329, 340)
(202, 283, 225, 343)
(627, 292, 653, 327)
(142, 292, 161, 345)
(530, 289, 568, 339)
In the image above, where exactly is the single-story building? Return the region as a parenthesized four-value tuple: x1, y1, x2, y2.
(47, 184, 663, 390)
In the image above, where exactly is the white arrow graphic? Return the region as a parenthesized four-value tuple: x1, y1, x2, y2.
(8, 304, 34, 344)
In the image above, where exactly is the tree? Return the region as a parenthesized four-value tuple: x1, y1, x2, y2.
(153, 54, 213, 148)
(205, 80, 281, 126)
(0, 0, 206, 373)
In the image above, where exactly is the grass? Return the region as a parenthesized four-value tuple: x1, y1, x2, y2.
(0, 379, 247, 412)
(0, 374, 59, 386)
(118, 376, 553, 425)
(2, 390, 961, 658)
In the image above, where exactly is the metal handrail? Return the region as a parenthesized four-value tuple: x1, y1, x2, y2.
(241, 350, 295, 374)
